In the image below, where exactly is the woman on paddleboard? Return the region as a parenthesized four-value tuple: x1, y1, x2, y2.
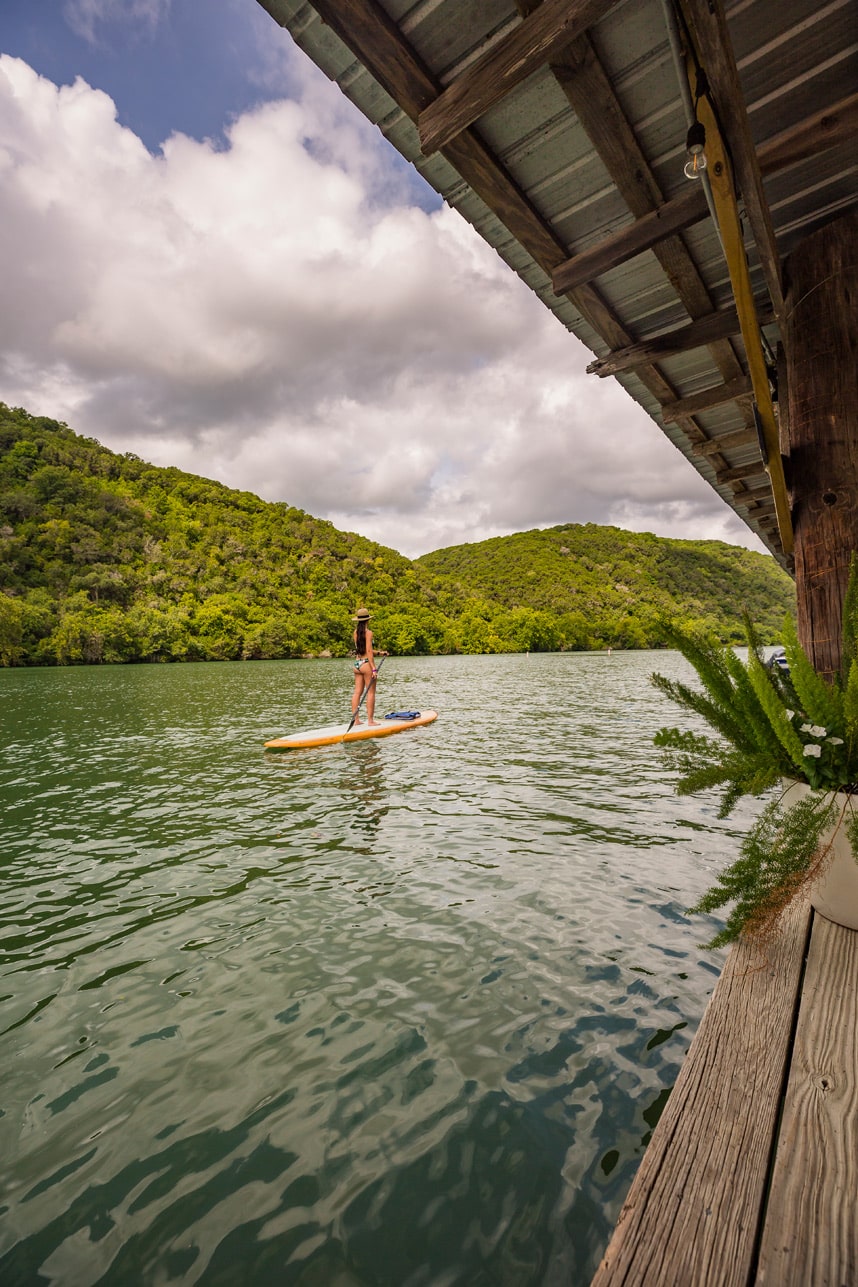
(351, 607, 387, 727)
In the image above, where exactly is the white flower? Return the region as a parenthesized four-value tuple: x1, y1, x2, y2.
(829, 737, 844, 746)
(785, 709, 795, 720)
(801, 723, 827, 737)
(803, 744, 823, 758)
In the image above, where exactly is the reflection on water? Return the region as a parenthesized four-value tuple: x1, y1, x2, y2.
(0, 653, 748, 1285)
(335, 741, 388, 836)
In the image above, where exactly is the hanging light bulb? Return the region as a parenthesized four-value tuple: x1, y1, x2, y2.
(684, 120, 707, 180)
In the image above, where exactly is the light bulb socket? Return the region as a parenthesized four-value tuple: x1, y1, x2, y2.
(683, 119, 707, 179)
(685, 120, 706, 155)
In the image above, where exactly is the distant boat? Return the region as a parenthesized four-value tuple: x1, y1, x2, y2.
(766, 646, 789, 673)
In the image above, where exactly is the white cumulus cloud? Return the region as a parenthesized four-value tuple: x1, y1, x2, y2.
(0, 50, 764, 558)
(63, 0, 172, 45)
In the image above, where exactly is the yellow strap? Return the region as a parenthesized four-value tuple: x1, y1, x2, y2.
(686, 62, 794, 556)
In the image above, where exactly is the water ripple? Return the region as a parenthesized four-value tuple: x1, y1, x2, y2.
(0, 654, 737, 1284)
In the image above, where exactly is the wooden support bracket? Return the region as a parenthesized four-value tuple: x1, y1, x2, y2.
(660, 376, 753, 423)
(587, 307, 773, 378)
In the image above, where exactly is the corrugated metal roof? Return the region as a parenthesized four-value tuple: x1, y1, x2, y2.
(256, 0, 858, 568)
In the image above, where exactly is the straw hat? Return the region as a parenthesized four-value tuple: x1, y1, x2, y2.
(352, 607, 371, 621)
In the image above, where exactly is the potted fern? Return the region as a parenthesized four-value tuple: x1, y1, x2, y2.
(653, 579, 858, 948)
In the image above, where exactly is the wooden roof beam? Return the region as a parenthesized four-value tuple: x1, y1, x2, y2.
(302, 0, 640, 357)
(301, 1, 596, 332)
(758, 90, 858, 177)
(552, 176, 709, 295)
(693, 427, 761, 457)
(742, 499, 777, 517)
(417, 0, 620, 156)
(551, 92, 858, 298)
(304, 0, 435, 117)
(715, 461, 767, 485)
(551, 37, 666, 217)
(660, 375, 753, 423)
(550, 32, 745, 389)
(587, 306, 774, 377)
(680, 0, 785, 327)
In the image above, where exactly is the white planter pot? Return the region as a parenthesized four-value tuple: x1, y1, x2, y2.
(782, 780, 858, 930)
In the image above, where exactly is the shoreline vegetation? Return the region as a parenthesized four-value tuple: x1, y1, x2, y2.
(0, 403, 794, 667)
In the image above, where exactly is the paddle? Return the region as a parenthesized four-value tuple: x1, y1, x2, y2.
(346, 654, 386, 734)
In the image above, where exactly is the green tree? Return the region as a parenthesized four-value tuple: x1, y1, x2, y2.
(192, 594, 249, 661)
(503, 607, 561, 652)
(0, 594, 24, 665)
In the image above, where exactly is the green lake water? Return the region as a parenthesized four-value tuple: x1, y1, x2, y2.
(0, 652, 750, 1285)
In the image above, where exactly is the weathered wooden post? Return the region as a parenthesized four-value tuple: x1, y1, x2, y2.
(784, 207, 858, 681)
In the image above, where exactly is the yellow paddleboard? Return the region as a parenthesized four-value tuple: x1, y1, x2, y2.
(264, 710, 438, 751)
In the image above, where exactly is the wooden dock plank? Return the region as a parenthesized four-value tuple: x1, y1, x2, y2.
(591, 897, 812, 1287)
(755, 914, 858, 1285)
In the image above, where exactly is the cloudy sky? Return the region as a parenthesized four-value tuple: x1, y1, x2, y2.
(0, 0, 767, 559)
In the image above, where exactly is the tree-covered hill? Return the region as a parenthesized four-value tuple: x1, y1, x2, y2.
(0, 404, 466, 664)
(415, 525, 795, 648)
(0, 403, 794, 665)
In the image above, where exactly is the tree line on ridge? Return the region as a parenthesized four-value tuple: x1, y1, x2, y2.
(0, 404, 795, 666)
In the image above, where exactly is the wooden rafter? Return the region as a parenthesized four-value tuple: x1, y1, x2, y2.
(416, 0, 620, 157)
(743, 499, 777, 516)
(679, 0, 786, 327)
(551, 187, 709, 295)
(693, 428, 761, 456)
(550, 32, 745, 388)
(303, 0, 435, 116)
(715, 462, 768, 485)
(302, 0, 712, 429)
(758, 90, 858, 177)
(551, 90, 858, 298)
(551, 38, 666, 219)
(660, 376, 753, 423)
(306, 0, 616, 346)
(587, 307, 774, 377)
